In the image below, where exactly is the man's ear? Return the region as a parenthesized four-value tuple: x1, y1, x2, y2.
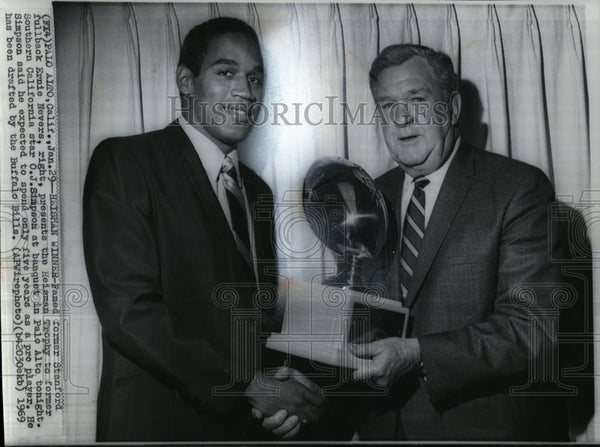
(449, 90, 462, 126)
(176, 64, 194, 96)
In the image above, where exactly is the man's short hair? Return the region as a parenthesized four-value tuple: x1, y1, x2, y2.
(369, 44, 458, 101)
(178, 17, 260, 76)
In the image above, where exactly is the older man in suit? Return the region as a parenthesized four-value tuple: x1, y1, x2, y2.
(351, 44, 569, 441)
(83, 17, 322, 442)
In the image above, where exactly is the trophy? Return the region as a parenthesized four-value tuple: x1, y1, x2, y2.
(266, 158, 409, 369)
(302, 156, 389, 289)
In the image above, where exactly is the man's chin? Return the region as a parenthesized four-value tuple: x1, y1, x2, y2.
(213, 124, 252, 139)
(394, 155, 427, 170)
(224, 139, 246, 148)
(394, 156, 434, 176)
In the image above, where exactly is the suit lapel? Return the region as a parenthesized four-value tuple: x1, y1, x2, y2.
(377, 166, 406, 235)
(166, 122, 245, 261)
(404, 143, 476, 309)
(376, 167, 405, 302)
(239, 165, 274, 283)
(239, 164, 266, 252)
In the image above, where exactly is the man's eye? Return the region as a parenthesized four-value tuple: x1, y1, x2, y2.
(411, 97, 425, 102)
(218, 70, 234, 77)
(248, 75, 263, 86)
(381, 102, 393, 110)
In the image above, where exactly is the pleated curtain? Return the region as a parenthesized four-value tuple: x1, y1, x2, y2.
(53, 2, 593, 442)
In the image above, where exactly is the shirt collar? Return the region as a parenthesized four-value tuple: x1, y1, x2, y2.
(178, 115, 239, 183)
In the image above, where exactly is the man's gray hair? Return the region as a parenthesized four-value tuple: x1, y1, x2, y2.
(369, 44, 458, 101)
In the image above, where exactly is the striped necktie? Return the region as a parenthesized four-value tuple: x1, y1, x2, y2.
(399, 177, 430, 303)
(220, 156, 253, 270)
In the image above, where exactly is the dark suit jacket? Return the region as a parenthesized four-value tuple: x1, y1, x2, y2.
(360, 142, 569, 441)
(83, 122, 278, 441)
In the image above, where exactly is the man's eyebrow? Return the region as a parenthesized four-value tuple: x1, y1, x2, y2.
(211, 58, 239, 67)
(405, 87, 431, 95)
(376, 88, 432, 102)
(375, 95, 397, 103)
(211, 58, 264, 74)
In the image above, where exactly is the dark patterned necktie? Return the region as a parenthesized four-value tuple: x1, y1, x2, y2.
(220, 156, 253, 269)
(399, 177, 430, 303)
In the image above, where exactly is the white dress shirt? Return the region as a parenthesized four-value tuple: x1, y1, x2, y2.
(178, 115, 258, 280)
(400, 136, 461, 232)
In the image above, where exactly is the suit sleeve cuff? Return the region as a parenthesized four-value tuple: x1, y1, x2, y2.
(417, 333, 464, 406)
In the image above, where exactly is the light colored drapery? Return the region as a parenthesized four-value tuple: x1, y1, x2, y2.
(54, 2, 593, 442)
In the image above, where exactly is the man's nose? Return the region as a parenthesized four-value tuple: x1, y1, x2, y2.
(393, 104, 415, 127)
(396, 114, 415, 127)
(231, 75, 255, 101)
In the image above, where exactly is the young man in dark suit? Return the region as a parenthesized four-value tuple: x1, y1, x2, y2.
(351, 44, 569, 441)
(83, 18, 322, 442)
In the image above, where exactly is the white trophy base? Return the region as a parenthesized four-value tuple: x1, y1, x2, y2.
(265, 279, 409, 369)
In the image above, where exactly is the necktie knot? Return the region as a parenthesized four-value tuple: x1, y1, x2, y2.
(414, 177, 430, 190)
(221, 156, 240, 184)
